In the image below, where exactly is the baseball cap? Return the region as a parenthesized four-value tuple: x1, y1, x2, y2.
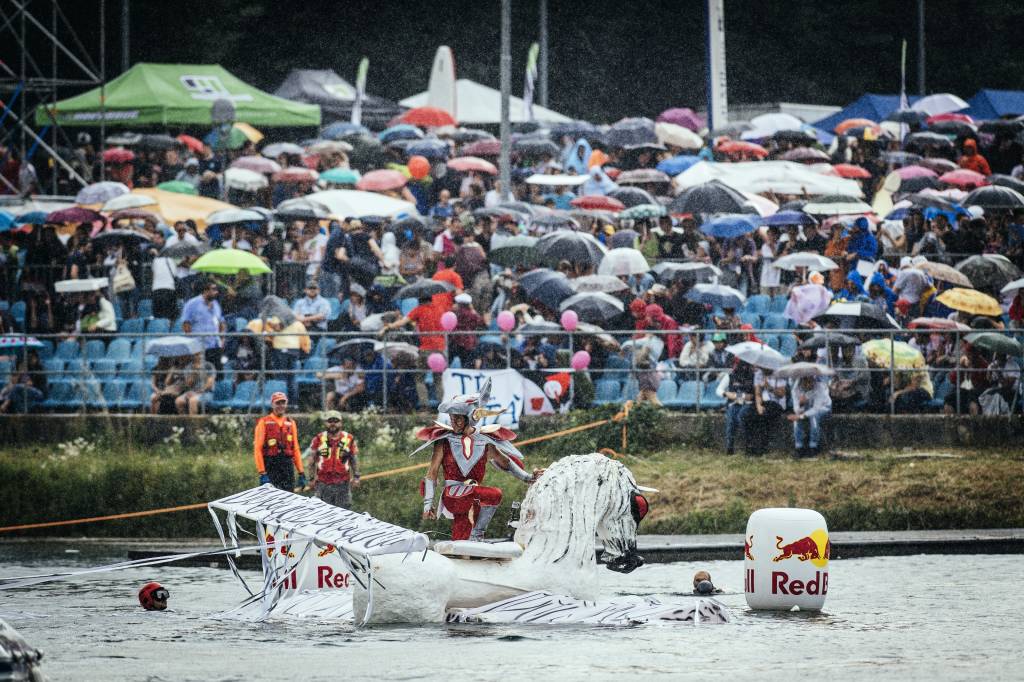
(322, 410, 342, 422)
(270, 392, 288, 405)
(712, 332, 727, 342)
(454, 293, 472, 304)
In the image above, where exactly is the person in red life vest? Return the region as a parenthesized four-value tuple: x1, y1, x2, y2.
(413, 379, 544, 541)
(253, 391, 306, 491)
(644, 304, 683, 358)
(304, 410, 360, 508)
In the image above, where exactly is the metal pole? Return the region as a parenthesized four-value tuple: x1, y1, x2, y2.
(99, 0, 106, 181)
(51, 0, 57, 194)
(499, 0, 512, 201)
(916, 0, 925, 95)
(0, 103, 89, 186)
(538, 0, 548, 108)
(121, 0, 129, 73)
(20, 3, 25, 159)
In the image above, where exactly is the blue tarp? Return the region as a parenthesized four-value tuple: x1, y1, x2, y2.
(963, 90, 1024, 120)
(813, 93, 920, 132)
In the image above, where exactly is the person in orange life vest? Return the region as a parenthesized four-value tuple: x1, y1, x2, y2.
(414, 379, 544, 541)
(958, 138, 991, 176)
(253, 391, 306, 491)
(304, 410, 360, 509)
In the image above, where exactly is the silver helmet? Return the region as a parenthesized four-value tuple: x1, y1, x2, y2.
(438, 378, 494, 425)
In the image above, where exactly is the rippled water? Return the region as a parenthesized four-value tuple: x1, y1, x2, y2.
(0, 543, 1017, 681)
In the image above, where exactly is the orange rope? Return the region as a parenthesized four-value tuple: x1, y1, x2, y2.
(0, 408, 633, 533)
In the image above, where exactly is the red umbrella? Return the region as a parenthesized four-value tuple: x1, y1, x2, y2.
(46, 207, 106, 224)
(834, 118, 879, 134)
(176, 134, 204, 154)
(231, 155, 281, 175)
(447, 156, 498, 175)
(716, 140, 768, 159)
(102, 147, 135, 164)
(397, 106, 456, 128)
(781, 147, 831, 163)
(356, 169, 408, 192)
(461, 139, 502, 157)
(939, 169, 988, 189)
(833, 163, 871, 179)
(908, 317, 971, 331)
(570, 195, 625, 211)
(272, 167, 319, 184)
(926, 112, 974, 125)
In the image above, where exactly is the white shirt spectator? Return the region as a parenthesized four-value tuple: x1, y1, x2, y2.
(792, 379, 832, 419)
(893, 267, 930, 303)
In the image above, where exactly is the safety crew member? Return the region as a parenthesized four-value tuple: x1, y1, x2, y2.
(253, 391, 306, 491)
(304, 410, 360, 508)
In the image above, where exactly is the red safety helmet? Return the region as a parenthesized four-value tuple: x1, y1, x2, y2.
(138, 581, 169, 611)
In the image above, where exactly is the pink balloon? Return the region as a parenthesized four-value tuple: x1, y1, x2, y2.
(427, 352, 448, 373)
(497, 310, 516, 332)
(570, 350, 591, 371)
(560, 310, 579, 331)
(440, 311, 458, 331)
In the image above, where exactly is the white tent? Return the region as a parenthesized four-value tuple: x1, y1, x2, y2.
(400, 79, 572, 125)
(672, 161, 864, 197)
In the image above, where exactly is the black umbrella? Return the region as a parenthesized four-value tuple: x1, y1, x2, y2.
(882, 151, 922, 166)
(327, 337, 378, 359)
(669, 180, 751, 214)
(519, 269, 574, 309)
(610, 229, 640, 249)
(813, 302, 897, 330)
(606, 117, 657, 148)
(549, 120, 603, 143)
(390, 215, 429, 238)
(799, 332, 860, 350)
(771, 129, 818, 144)
(886, 109, 929, 125)
(558, 291, 625, 325)
(530, 212, 579, 232)
(955, 255, 1022, 292)
(963, 185, 1024, 210)
(444, 128, 494, 144)
(927, 120, 976, 138)
(346, 134, 387, 172)
(275, 197, 331, 220)
(159, 241, 209, 259)
(512, 137, 559, 157)
(608, 186, 658, 208)
(406, 138, 450, 160)
(394, 279, 454, 301)
(978, 119, 1024, 135)
(518, 268, 559, 294)
(904, 131, 954, 151)
(536, 230, 607, 267)
(91, 229, 154, 249)
(988, 174, 1024, 195)
(897, 176, 940, 194)
(137, 134, 181, 151)
(652, 261, 722, 284)
(489, 235, 540, 267)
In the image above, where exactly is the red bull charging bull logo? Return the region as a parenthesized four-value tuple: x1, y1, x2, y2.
(772, 529, 830, 568)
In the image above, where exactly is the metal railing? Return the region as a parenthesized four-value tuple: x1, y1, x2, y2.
(1, 326, 1021, 417)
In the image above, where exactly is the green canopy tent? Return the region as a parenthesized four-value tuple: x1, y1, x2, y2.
(35, 63, 320, 128)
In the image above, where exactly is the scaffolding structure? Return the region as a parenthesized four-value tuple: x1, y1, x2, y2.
(0, 0, 123, 193)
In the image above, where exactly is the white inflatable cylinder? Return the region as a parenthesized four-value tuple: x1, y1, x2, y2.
(744, 507, 830, 611)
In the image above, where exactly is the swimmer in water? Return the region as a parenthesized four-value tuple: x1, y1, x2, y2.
(692, 570, 723, 595)
(138, 582, 169, 611)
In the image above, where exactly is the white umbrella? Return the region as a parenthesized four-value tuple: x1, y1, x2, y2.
(741, 191, 778, 216)
(774, 362, 836, 380)
(655, 122, 703, 150)
(101, 193, 158, 212)
(597, 248, 650, 276)
(224, 167, 269, 192)
(55, 277, 109, 293)
(740, 112, 805, 138)
(306, 189, 418, 219)
(207, 208, 268, 226)
(910, 93, 969, 116)
(1000, 277, 1024, 295)
(622, 335, 665, 361)
(262, 142, 304, 158)
(725, 341, 787, 370)
(525, 174, 588, 186)
(802, 199, 873, 215)
(773, 252, 840, 271)
(572, 274, 631, 294)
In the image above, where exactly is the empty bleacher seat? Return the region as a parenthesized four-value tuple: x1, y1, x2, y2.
(118, 380, 151, 411)
(744, 294, 770, 315)
(593, 379, 621, 405)
(769, 294, 789, 313)
(328, 298, 342, 321)
(261, 380, 289, 404)
(777, 334, 798, 358)
(83, 339, 107, 361)
(700, 380, 726, 409)
(146, 318, 170, 335)
(55, 340, 80, 360)
(675, 381, 701, 408)
(228, 380, 259, 411)
(739, 312, 762, 328)
(762, 313, 789, 331)
(105, 338, 133, 363)
(136, 298, 153, 319)
(208, 379, 235, 412)
(171, 319, 185, 333)
(10, 301, 26, 330)
(36, 339, 54, 360)
(89, 358, 118, 379)
(121, 318, 145, 335)
(656, 379, 679, 406)
(42, 358, 64, 375)
(101, 380, 127, 407)
(42, 382, 74, 411)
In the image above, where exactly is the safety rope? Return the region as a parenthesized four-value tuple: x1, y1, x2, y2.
(0, 403, 634, 533)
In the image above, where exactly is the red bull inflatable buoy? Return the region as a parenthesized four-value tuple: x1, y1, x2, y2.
(744, 508, 830, 611)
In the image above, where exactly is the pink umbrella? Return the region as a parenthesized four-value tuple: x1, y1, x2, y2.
(272, 167, 319, 184)
(784, 283, 833, 325)
(570, 195, 625, 211)
(461, 140, 502, 157)
(356, 169, 408, 192)
(231, 155, 282, 175)
(926, 112, 974, 125)
(656, 107, 704, 132)
(894, 165, 938, 180)
(938, 169, 988, 189)
(917, 157, 958, 174)
(46, 207, 106, 224)
(447, 156, 498, 175)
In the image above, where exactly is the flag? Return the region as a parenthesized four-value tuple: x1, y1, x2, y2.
(898, 40, 909, 141)
(523, 42, 539, 122)
(350, 57, 369, 126)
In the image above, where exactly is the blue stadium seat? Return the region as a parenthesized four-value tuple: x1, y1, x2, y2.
(314, 337, 332, 357)
(36, 339, 54, 360)
(89, 358, 118, 379)
(450, 355, 462, 369)
(55, 340, 80, 360)
(74, 379, 104, 410)
(118, 380, 151, 411)
(208, 379, 235, 412)
(700, 380, 726, 409)
(10, 301, 26, 330)
(744, 294, 770, 315)
(769, 294, 789, 313)
(739, 312, 762, 328)
(130, 340, 146, 358)
(777, 334, 798, 358)
(675, 381, 701, 408)
(605, 356, 630, 383)
(0, 359, 11, 382)
(83, 339, 107, 361)
(144, 355, 159, 371)
(656, 379, 679, 406)
(622, 378, 639, 401)
(171, 318, 185, 333)
(42, 382, 74, 411)
(328, 298, 342, 321)
(592, 379, 621, 405)
(228, 380, 259, 411)
(63, 358, 83, 374)
(146, 318, 170, 334)
(234, 317, 249, 332)
(42, 358, 64, 375)
(136, 298, 153, 319)
(105, 338, 133, 363)
(118, 358, 145, 383)
(101, 380, 127, 407)
(261, 380, 289, 404)
(121, 318, 145, 335)
(762, 313, 789, 331)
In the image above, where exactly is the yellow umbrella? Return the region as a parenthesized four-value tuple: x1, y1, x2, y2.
(935, 287, 1002, 317)
(233, 122, 264, 144)
(861, 339, 925, 369)
(132, 188, 236, 232)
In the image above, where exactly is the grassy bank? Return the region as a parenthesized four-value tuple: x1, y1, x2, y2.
(2, 410, 1022, 536)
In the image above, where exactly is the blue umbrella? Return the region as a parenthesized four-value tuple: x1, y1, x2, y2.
(15, 211, 48, 225)
(323, 122, 371, 140)
(405, 138, 450, 160)
(699, 214, 762, 239)
(656, 154, 702, 176)
(0, 211, 14, 233)
(320, 167, 362, 184)
(762, 210, 818, 227)
(379, 124, 423, 144)
(145, 336, 204, 358)
(686, 283, 746, 309)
